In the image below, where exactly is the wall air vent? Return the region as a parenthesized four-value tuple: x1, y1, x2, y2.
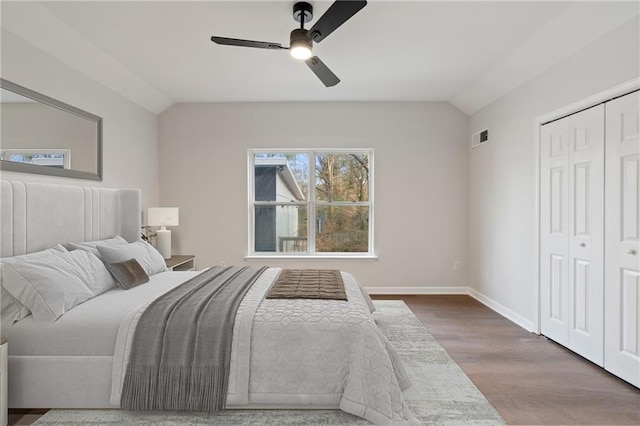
(471, 129, 489, 149)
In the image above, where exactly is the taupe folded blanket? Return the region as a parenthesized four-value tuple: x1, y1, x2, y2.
(121, 265, 267, 411)
(266, 269, 347, 301)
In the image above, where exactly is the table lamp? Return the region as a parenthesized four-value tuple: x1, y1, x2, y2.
(147, 207, 179, 259)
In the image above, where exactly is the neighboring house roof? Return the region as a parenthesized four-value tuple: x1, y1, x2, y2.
(255, 158, 305, 201)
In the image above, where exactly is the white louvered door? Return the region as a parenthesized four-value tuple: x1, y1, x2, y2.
(604, 91, 640, 387)
(541, 105, 605, 366)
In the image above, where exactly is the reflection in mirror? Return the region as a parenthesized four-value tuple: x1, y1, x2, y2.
(0, 149, 71, 169)
(0, 79, 102, 180)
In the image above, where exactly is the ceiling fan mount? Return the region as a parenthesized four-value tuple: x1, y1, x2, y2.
(210, 0, 367, 87)
(290, 3, 314, 60)
(292, 2, 313, 24)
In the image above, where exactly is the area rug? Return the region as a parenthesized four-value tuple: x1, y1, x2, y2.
(34, 300, 504, 425)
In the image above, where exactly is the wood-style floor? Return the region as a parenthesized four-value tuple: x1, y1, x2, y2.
(371, 295, 640, 425)
(9, 295, 640, 425)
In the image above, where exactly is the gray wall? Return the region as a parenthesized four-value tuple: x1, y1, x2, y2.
(467, 17, 639, 328)
(159, 102, 469, 290)
(0, 30, 160, 211)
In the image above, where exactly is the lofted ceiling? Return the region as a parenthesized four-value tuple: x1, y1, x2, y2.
(1, 1, 638, 115)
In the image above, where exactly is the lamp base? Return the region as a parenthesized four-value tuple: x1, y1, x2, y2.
(155, 229, 171, 259)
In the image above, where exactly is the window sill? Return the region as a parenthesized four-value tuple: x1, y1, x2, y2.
(245, 254, 378, 261)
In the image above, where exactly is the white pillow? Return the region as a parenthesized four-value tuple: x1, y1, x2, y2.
(66, 236, 128, 258)
(1, 245, 68, 324)
(1, 289, 24, 325)
(1, 245, 68, 263)
(2, 250, 117, 322)
(98, 241, 168, 276)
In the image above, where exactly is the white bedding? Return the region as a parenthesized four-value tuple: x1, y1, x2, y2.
(4, 267, 419, 425)
(2, 271, 198, 356)
(110, 267, 419, 425)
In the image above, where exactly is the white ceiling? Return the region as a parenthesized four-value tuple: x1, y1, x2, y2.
(1, 1, 638, 115)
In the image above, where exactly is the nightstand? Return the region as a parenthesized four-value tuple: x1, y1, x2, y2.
(1, 338, 7, 426)
(165, 255, 195, 271)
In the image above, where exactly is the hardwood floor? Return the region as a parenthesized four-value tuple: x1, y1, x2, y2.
(9, 295, 640, 425)
(7, 409, 47, 426)
(371, 295, 640, 425)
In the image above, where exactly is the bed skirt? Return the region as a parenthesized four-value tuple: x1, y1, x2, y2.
(8, 356, 115, 408)
(8, 356, 346, 410)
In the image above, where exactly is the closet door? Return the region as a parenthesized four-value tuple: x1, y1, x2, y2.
(567, 105, 604, 366)
(541, 118, 570, 346)
(541, 105, 605, 365)
(604, 91, 640, 387)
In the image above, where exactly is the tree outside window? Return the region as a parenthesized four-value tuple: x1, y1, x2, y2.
(249, 149, 373, 256)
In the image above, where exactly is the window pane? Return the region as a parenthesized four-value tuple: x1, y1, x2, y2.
(315, 206, 369, 252)
(255, 205, 308, 252)
(254, 152, 308, 201)
(315, 153, 369, 202)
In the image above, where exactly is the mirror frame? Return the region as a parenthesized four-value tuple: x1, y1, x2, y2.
(1, 78, 103, 181)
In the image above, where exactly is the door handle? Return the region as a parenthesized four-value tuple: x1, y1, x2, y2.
(629, 249, 638, 255)
(579, 243, 586, 247)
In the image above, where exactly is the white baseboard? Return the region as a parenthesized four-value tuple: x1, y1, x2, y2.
(366, 286, 536, 333)
(365, 286, 471, 295)
(466, 289, 535, 332)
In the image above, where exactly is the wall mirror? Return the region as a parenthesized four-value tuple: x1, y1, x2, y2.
(0, 78, 102, 180)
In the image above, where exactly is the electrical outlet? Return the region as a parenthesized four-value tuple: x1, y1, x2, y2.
(453, 261, 461, 271)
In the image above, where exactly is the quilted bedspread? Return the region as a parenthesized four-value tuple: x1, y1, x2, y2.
(111, 268, 420, 425)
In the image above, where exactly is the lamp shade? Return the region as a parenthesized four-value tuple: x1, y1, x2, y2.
(147, 207, 179, 227)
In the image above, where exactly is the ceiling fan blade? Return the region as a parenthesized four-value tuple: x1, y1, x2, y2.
(210, 36, 286, 50)
(308, 0, 367, 43)
(305, 56, 340, 87)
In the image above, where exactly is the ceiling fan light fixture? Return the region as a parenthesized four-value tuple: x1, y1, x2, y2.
(289, 28, 312, 60)
(290, 45, 312, 60)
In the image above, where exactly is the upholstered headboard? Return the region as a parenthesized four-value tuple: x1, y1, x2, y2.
(0, 180, 141, 257)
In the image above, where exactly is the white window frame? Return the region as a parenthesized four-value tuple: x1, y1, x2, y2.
(246, 148, 376, 259)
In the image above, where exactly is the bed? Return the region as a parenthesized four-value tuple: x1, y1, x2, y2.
(0, 180, 419, 425)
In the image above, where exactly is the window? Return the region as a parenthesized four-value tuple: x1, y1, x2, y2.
(248, 149, 373, 257)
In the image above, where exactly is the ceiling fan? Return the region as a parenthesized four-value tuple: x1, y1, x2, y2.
(210, 1, 367, 87)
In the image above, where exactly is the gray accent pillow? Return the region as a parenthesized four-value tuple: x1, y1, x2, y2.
(105, 258, 149, 290)
(97, 240, 168, 276)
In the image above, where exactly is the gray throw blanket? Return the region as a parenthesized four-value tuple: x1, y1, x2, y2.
(121, 266, 268, 411)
